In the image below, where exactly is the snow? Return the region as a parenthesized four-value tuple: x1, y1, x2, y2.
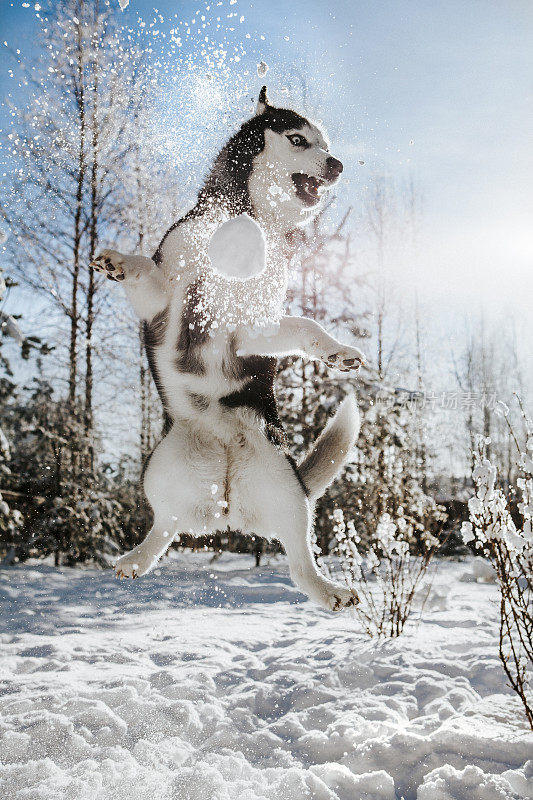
(208, 214, 267, 281)
(460, 556, 496, 584)
(1, 554, 532, 800)
(0, 312, 25, 345)
(418, 764, 532, 800)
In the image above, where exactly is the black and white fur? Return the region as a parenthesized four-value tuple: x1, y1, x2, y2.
(91, 87, 365, 611)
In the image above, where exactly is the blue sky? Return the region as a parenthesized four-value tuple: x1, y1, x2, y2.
(1, 0, 532, 316)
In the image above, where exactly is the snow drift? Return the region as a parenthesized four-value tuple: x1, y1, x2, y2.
(0, 554, 532, 800)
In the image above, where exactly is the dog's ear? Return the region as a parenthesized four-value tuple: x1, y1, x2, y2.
(256, 85, 270, 115)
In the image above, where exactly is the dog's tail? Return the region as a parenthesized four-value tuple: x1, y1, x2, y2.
(298, 394, 360, 502)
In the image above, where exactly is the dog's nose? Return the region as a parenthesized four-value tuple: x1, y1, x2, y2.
(325, 156, 343, 179)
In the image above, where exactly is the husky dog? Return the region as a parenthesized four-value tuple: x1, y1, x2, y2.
(91, 87, 365, 611)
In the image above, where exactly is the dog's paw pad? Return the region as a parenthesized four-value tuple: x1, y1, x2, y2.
(310, 580, 360, 612)
(332, 589, 359, 611)
(114, 546, 156, 580)
(324, 349, 365, 371)
(116, 567, 139, 579)
(90, 251, 125, 282)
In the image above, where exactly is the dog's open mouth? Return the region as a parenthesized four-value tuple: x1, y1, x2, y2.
(291, 173, 325, 206)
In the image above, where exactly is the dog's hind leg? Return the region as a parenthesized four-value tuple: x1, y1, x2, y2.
(114, 516, 176, 579)
(278, 506, 359, 611)
(114, 424, 225, 579)
(233, 434, 358, 611)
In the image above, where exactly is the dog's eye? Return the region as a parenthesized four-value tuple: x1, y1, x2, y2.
(287, 134, 308, 147)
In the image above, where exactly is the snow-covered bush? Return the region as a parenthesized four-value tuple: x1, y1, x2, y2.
(0, 425, 24, 563)
(32, 486, 124, 567)
(352, 391, 447, 550)
(322, 507, 441, 637)
(2, 378, 142, 566)
(0, 269, 25, 562)
(462, 427, 533, 729)
(308, 387, 447, 638)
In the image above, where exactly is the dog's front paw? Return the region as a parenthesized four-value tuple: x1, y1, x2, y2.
(324, 346, 365, 372)
(114, 546, 157, 579)
(90, 249, 126, 282)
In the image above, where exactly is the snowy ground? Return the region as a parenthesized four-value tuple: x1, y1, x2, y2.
(1, 553, 532, 800)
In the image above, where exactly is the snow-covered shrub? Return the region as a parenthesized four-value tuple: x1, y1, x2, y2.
(2, 378, 142, 566)
(352, 392, 447, 550)
(0, 270, 25, 562)
(32, 486, 124, 567)
(307, 386, 447, 638)
(0, 425, 24, 563)
(322, 507, 441, 637)
(462, 428, 533, 729)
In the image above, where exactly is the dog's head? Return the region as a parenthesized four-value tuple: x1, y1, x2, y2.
(251, 86, 343, 218)
(201, 87, 343, 231)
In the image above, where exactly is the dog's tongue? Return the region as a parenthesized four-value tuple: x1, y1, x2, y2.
(301, 175, 320, 197)
(292, 173, 322, 205)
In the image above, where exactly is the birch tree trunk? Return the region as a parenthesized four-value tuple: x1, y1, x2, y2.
(69, 8, 87, 406)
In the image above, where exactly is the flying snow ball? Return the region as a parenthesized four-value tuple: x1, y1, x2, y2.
(257, 61, 269, 77)
(118, 0, 129, 9)
(208, 214, 266, 280)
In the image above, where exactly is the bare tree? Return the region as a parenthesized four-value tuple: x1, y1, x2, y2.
(1, 0, 172, 453)
(453, 318, 525, 483)
(363, 176, 405, 380)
